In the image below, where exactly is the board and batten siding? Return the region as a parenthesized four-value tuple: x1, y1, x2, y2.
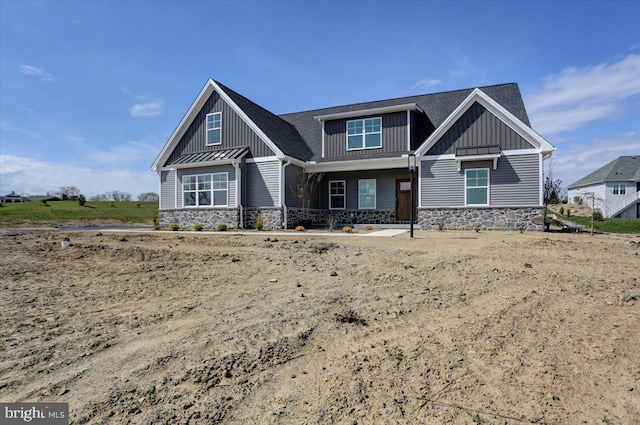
(160, 170, 176, 209)
(164, 91, 274, 166)
(324, 112, 408, 159)
(427, 102, 533, 155)
(284, 164, 304, 208)
(246, 161, 280, 207)
(320, 169, 408, 210)
(420, 154, 541, 207)
(175, 165, 236, 208)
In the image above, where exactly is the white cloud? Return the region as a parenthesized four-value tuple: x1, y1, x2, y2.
(20, 64, 54, 82)
(410, 79, 442, 91)
(130, 100, 164, 118)
(89, 140, 159, 165)
(550, 132, 640, 187)
(0, 154, 157, 197)
(526, 54, 640, 136)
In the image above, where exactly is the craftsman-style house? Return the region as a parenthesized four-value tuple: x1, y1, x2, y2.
(151, 79, 554, 230)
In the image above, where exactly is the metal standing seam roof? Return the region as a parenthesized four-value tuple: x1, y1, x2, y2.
(455, 145, 501, 157)
(568, 155, 640, 189)
(167, 147, 249, 165)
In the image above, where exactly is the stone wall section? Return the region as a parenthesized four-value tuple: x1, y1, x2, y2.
(417, 207, 544, 231)
(159, 208, 240, 230)
(243, 208, 283, 230)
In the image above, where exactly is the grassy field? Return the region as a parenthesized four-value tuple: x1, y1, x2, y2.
(563, 215, 640, 233)
(0, 200, 157, 225)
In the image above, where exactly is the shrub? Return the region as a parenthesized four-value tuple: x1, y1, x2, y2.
(41, 200, 48, 206)
(566, 208, 571, 217)
(342, 226, 353, 233)
(154, 217, 160, 230)
(256, 213, 264, 231)
(592, 210, 604, 221)
(170, 223, 180, 231)
(559, 206, 564, 215)
(295, 225, 305, 232)
(216, 223, 227, 231)
(193, 223, 204, 231)
(364, 225, 374, 231)
(326, 215, 337, 231)
(78, 195, 86, 206)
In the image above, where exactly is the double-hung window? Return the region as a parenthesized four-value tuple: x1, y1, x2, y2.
(465, 169, 489, 206)
(347, 117, 382, 150)
(206, 112, 222, 145)
(183, 173, 228, 207)
(613, 184, 626, 195)
(329, 180, 346, 209)
(358, 179, 376, 209)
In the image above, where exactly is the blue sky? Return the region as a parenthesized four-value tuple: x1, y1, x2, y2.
(1, 0, 639, 197)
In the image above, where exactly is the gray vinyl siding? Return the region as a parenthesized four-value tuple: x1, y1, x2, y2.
(246, 161, 280, 207)
(284, 164, 304, 208)
(324, 112, 408, 159)
(491, 154, 540, 205)
(427, 102, 533, 155)
(165, 91, 274, 166)
(319, 169, 408, 210)
(160, 170, 176, 209)
(175, 165, 236, 208)
(420, 154, 541, 207)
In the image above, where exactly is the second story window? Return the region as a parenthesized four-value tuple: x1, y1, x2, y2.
(347, 117, 382, 150)
(206, 112, 222, 145)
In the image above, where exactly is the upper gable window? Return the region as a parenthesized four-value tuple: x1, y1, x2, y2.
(347, 117, 382, 150)
(206, 112, 222, 146)
(613, 184, 626, 195)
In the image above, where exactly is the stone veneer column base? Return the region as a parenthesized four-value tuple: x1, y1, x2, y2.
(159, 208, 239, 230)
(243, 208, 284, 230)
(417, 207, 545, 231)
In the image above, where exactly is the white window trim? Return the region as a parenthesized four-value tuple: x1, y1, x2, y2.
(464, 168, 490, 206)
(346, 117, 382, 151)
(358, 178, 377, 210)
(206, 112, 222, 146)
(182, 172, 229, 208)
(328, 180, 346, 210)
(613, 183, 626, 195)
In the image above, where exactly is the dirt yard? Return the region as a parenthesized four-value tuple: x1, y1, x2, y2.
(1, 228, 638, 424)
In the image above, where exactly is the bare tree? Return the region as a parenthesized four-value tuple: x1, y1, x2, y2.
(109, 190, 132, 201)
(294, 170, 324, 215)
(543, 161, 562, 205)
(138, 192, 159, 202)
(90, 193, 109, 201)
(57, 186, 81, 200)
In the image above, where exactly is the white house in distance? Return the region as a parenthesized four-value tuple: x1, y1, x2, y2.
(568, 155, 640, 218)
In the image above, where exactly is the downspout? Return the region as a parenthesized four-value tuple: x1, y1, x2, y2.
(233, 161, 243, 228)
(282, 159, 291, 229)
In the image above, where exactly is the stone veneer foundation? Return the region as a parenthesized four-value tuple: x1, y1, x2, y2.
(159, 208, 240, 230)
(243, 208, 283, 230)
(417, 207, 544, 231)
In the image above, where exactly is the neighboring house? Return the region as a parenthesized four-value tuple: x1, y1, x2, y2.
(568, 156, 640, 218)
(27, 195, 61, 203)
(151, 79, 555, 230)
(0, 191, 31, 204)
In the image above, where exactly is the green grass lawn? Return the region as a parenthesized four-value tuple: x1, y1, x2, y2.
(550, 212, 640, 234)
(0, 201, 157, 225)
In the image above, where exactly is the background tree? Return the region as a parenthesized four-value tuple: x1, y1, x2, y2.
(90, 193, 109, 201)
(543, 161, 562, 205)
(138, 192, 159, 202)
(109, 190, 132, 201)
(56, 186, 81, 200)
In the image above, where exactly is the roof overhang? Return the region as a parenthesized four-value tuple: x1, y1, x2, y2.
(455, 153, 501, 171)
(414, 88, 555, 157)
(308, 156, 409, 173)
(313, 103, 423, 121)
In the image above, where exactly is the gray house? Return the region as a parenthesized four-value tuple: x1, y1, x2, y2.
(568, 155, 640, 218)
(151, 79, 555, 230)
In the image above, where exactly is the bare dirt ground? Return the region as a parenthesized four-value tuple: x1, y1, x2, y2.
(1, 229, 638, 424)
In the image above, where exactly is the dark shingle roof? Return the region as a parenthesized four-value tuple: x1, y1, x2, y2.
(568, 156, 640, 189)
(215, 80, 314, 161)
(278, 83, 530, 161)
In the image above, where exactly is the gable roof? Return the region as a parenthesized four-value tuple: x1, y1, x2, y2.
(279, 83, 535, 161)
(153, 80, 549, 169)
(568, 155, 640, 189)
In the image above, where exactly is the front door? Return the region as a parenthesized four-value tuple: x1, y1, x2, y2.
(396, 179, 414, 222)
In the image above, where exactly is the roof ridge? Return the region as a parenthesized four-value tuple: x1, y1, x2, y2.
(278, 82, 519, 117)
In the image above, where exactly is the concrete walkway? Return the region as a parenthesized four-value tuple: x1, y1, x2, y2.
(89, 227, 409, 238)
